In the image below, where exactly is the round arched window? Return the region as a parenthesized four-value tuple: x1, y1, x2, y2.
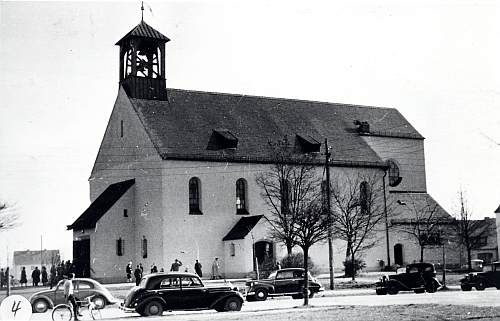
(386, 160, 402, 187)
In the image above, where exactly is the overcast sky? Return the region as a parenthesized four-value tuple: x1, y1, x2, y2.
(1, 1, 499, 264)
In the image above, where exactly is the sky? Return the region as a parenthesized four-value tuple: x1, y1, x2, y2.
(0, 1, 499, 265)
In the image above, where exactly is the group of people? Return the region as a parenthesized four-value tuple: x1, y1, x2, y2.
(125, 257, 221, 283)
(0, 259, 84, 289)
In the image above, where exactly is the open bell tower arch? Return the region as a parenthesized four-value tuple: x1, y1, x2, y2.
(116, 19, 170, 100)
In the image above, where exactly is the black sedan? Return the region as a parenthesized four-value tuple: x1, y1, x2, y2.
(245, 268, 324, 301)
(461, 261, 500, 291)
(121, 272, 244, 316)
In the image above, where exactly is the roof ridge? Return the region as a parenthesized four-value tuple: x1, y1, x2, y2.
(166, 87, 396, 111)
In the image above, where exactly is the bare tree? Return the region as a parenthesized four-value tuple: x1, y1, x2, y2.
(256, 137, 331, 306)
(330, 170, 388, 280)
(0, 201, 18, 231)
(454, 189, 495, 271)
(393, 194, 449, 263)
(255, 137, 319, 255)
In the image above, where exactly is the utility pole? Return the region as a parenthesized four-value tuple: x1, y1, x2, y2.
(383, 173, 391, 267)
(325, 139, 334, 290)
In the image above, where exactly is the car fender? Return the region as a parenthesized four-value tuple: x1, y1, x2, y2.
(251, 283, 275, 294)
(209, 292, 244, 309)
(30, 294, 55, 309)
(135, 295, 167, 311)
(429, 277, 442, 288)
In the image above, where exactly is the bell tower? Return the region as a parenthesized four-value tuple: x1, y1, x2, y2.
(116, 19, 170, 100)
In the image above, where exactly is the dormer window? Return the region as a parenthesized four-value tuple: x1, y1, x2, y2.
(207, 130, 238, 150)
(354, 120, 370, 134)
(296, 134, 321, 154)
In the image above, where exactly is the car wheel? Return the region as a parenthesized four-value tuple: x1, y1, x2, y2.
(476, 279, 486, 291)
(32, 298, 49, 313)
(91, 295, 106, 309)
(414, 288, 425, 294)
(387, 283, 399, 295)
(461, 284, 472, 291)
(223, 297, 242, 312)
(254, 288, 268, 301)
(143, 300, 164, 316)
(376, 288, 388, 295)
(425, 281, 437, 293)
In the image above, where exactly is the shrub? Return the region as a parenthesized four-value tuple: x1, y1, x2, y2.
(343, 258, 366, 277)
(280, 253, 320, 276)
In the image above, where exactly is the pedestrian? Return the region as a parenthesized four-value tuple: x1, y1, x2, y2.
(49, 265, 57, 289)
(276, 261, 282, 270)
(126, 262, 132, 282)
(0, 268, 6, 288)
(150, 263, 158, 274)
(170, 259, 182, 272)
(64, 273, 81, 321)
(32, 266, 41, 286)
(194, 260, 203, 277)
(139, 263, 143, 273)
(211, 258, 220, 280)
(41, 266, 48, 286)
(20, 267, 27, 287)
(134, 265, 142, 286)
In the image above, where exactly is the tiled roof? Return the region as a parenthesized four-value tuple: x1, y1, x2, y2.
(390, 192, 453, 223)
(129, 88, 423, 166)
(68, 179, 135, 230)
(223, 215, 264, 241)
(116, 20, 170, 45)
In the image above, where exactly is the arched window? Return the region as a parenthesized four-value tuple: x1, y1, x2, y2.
(281, 179, 292, 215)
(141, 237, 148, 259)
(116, 238, 125, 256)
(360, 181, 369, 214)
(189, 177, 202, 214)
(386, 160, 402, 187)
(236, 179, 248, 214)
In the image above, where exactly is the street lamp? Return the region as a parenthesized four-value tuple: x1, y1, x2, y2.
(438, 226, 448, 290)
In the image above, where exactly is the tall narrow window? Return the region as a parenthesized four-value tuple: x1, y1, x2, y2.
(360, 181, 369, 214)
(236, 179, 248, 214)
(120, 120, 124, 137)
(123, 209, 128, 217)
(116, 238, 125, 256)
(281, 179, 291, 215)
(142, 237, 148, 259)
(189, 177, 202, 214)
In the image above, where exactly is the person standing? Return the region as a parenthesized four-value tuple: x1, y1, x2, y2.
(41, 266, 48, 286)
(49, 265, 57, 289)
(64, 273, 80, 321)
(134, 265, 142, 286)
(32, 266, 41, 286)
(0, 268, 6, 288)
(194, 260, 203, 277)
(170, 259, 182, 272)
(150, 263, 158, 273)
(211, 258, 220, 280)
(20, 267, 27, 287)
(126, 262, 132, 282)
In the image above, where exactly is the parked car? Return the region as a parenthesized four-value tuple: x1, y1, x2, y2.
(460, 259, 484, 272)
(461, 261, 500, 291)
(30, 278, 118, 313)
(120, 272, 244, 316)
(245, 268, 324, 301)
(375, 262, 441, 295)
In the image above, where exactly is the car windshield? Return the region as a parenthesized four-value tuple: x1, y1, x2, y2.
(268, 271, 277, 279)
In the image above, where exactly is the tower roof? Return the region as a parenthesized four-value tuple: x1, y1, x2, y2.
(116, 20, 170, 45)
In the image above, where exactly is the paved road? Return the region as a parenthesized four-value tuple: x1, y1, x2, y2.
(25, 287, 500, 320)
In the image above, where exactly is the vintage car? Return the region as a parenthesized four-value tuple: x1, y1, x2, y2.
(375, 262, 441, 295)
(30, 278, 118, 313)
(120, 272, 244, 316)
(245, 268, 324, 301)
(461, 261, 500, 291)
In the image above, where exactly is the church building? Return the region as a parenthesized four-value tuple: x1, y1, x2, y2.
(68, 17, 458, 283)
